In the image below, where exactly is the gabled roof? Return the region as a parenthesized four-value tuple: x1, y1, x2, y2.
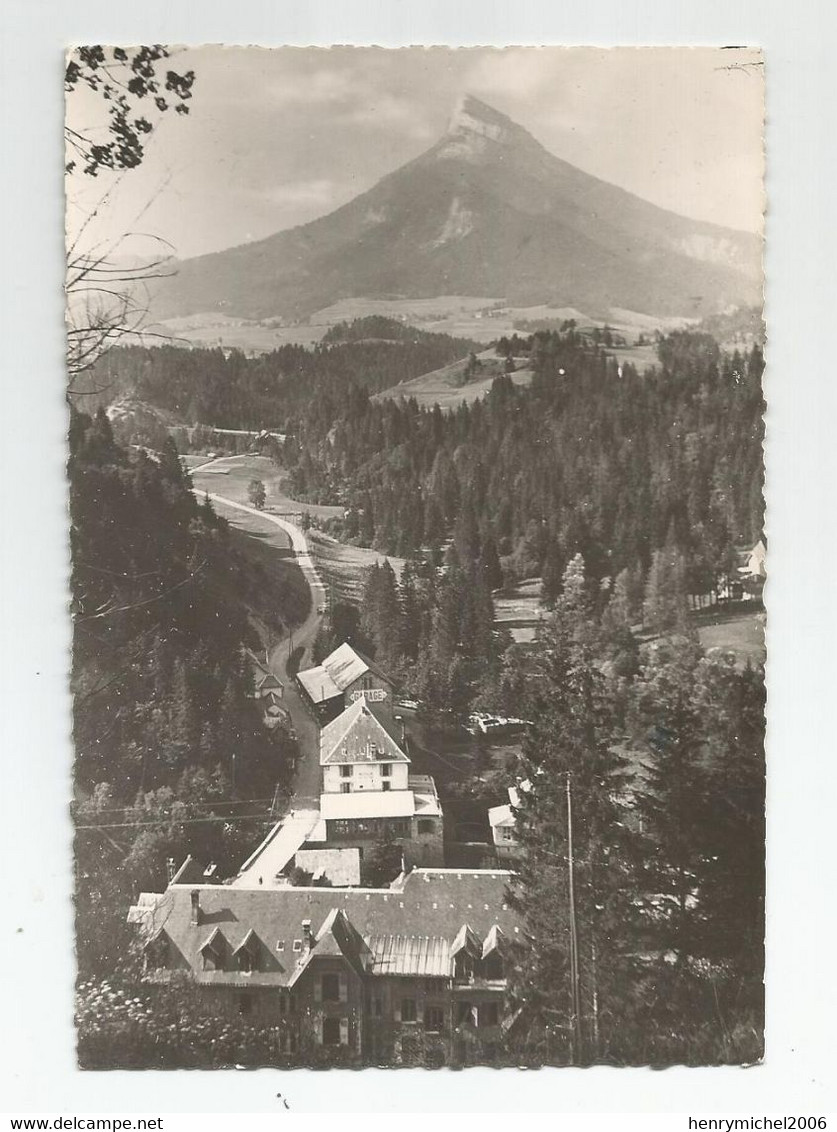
(255, 671, 282, 693)
(232, 928, 259, 956)
(287, 908, 373, 986)
(298, 643, 394, 705)
(451, 923, 482, 958)
(297, 665, 341, 704)
(322, 643, 392, 692)
(482, 923, 507, 959)
(319, 698, 409, 766)
(488, 803, 514, 830)
(130, 868, 520, 988)
(199, 926, 225, 954)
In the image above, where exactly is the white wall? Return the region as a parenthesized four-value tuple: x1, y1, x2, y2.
(322, 762, 410, 793)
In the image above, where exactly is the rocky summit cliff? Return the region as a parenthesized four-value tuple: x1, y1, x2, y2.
(151, 95, 762, 322)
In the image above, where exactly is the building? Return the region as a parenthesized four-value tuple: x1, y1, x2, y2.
(316, 696, 444, 868)
(740, 539, 767, 580)
(296, 643, 396, 725)
(128, 867, 520, 1066)
(488, 784, 528, 861)
(247, 651, 287, 730)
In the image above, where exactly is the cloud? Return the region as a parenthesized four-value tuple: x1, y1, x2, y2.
(264, 67, 357, 107)
(345, 93, 435, 139)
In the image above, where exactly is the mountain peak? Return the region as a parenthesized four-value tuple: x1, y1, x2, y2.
(447, 95, 517, 137)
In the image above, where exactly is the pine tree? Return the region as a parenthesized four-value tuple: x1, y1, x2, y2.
(506, 556, 637, 1065)
(691, 658, 765, 971)
(479, 534, 504, 592)
(398, 560, 422, 661)
(630, 637, 712, 966)
(642, 544, 689, 633)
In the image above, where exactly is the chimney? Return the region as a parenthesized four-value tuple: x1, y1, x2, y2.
(302, 919, 313, 949)
(190, 890, 201, 926)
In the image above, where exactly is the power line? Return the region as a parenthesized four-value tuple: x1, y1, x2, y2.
(76, 813, 275, 831)
(72, 797, 275, 815)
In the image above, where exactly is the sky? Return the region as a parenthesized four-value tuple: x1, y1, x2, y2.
(66, 46, 765, 262)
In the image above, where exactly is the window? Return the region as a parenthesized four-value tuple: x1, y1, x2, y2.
(482, 952, 504, 980)
(201, 947, 223, 972)
(340, 765, 352, 778)
(456, 1001, 475, 1026)
(480, 1002, 500, 1028)
(340, 782, 351, 794)
(292, 939, 302, 953)
(321, 973, 340, 1002)
(238, 994, 253, 1016)
(425, 1005, 444, 1032)
(454, 952, 474, 980)
(400, 998, 417, 1023)
(382, 781, 391, 792)
(501, 826, 515, 841)
(417, 819, 435, 835)
(322, 1017, 342, 1046)
(380, 764, 392, 778)
(276, 940, 285, 952)
(237, 949, 256, 974)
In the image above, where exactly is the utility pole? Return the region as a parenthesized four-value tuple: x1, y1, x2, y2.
(566, 772, 583, 1064)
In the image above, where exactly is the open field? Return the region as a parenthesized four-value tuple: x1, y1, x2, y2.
(148, 316, 327, 354)
(697, 606, 766, 668)
(494, 578, 545, 624)
(306, 530, 405, 605)
(189, 455, 344, 522)
(152, 296, 687, 360)
(374, 348, 534, 410)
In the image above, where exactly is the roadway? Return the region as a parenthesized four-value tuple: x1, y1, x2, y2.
(191, 484, 327, 811)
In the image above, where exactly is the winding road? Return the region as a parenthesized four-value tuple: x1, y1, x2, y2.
(191, 482, 327, 808)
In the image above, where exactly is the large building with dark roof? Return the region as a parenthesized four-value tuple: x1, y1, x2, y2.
(129, 867, 521, 1066)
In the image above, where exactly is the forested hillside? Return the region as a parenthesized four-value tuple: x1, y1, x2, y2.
(286, 328, 764, 598)
(80, 319, 479, 429)
(70, 409, 300, 976)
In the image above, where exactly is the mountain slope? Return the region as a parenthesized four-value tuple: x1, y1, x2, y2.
(152, 96, 761, 322)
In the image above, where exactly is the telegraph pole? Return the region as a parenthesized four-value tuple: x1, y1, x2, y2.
(566, 772, 583, 1063)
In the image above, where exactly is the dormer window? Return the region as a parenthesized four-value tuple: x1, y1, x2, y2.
(234, 930, 261, 974)
(454, 952, 474, 980)
(482, 951, 504, 980)
(199, 928, 226, 972)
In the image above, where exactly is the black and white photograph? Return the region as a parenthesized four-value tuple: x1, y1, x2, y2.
(64, 45, 767, 1072)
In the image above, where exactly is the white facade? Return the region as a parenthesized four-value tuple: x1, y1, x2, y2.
(323, 761, 410, 795)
